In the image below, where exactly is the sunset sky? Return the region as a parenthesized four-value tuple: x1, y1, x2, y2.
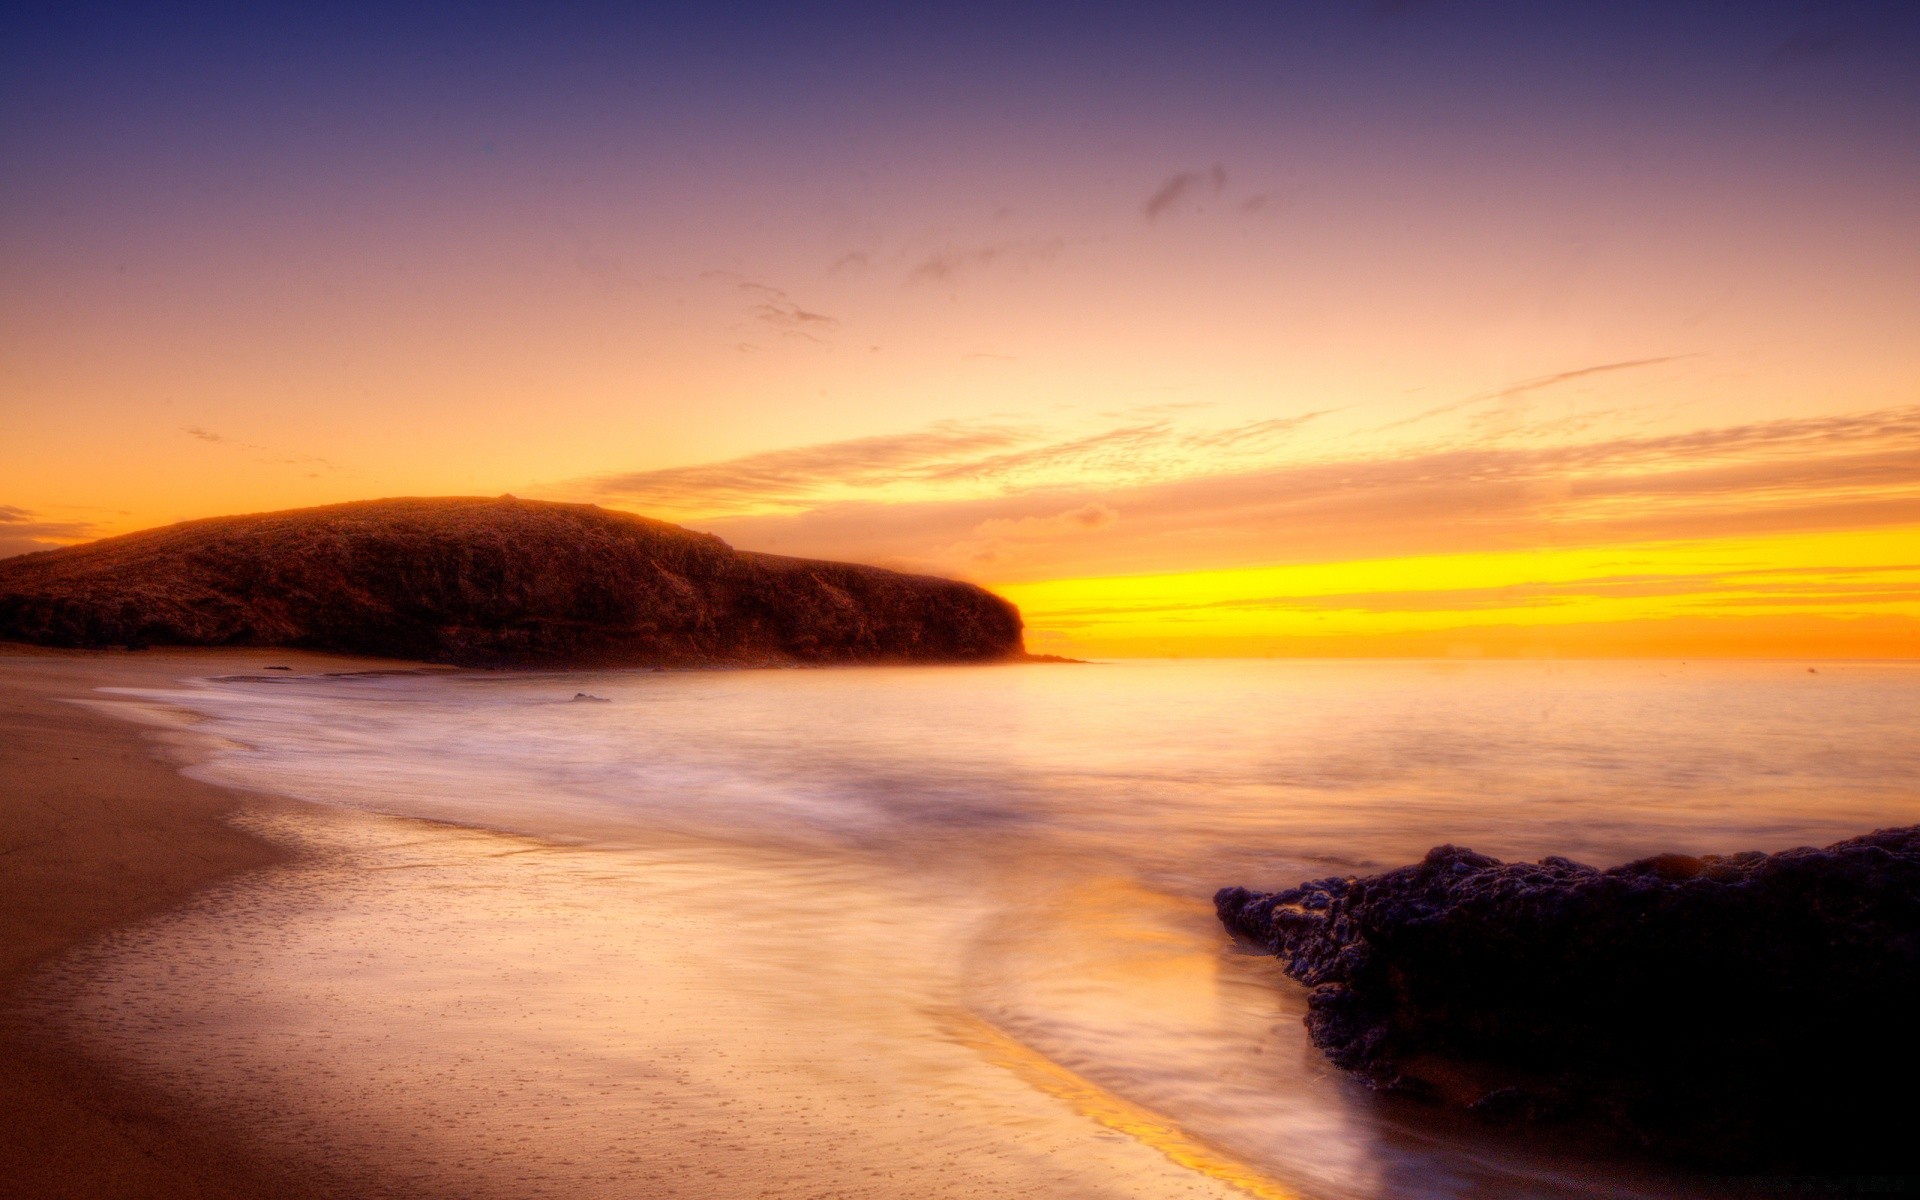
(4, 2, 1917, 656)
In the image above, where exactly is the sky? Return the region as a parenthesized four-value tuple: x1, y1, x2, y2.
(4, 1, 1918, 657)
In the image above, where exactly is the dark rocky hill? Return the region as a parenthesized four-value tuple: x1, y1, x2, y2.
(0, 497, 1026, 667)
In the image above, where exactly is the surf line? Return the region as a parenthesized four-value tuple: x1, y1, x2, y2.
(938, 1009, 1303, 1200)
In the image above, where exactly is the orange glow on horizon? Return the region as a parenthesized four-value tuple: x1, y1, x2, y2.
(994, 528, 1920, 659)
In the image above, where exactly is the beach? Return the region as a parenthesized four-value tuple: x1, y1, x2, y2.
(0, 648, 336, 1199)
(5, 650, 1916, 1199)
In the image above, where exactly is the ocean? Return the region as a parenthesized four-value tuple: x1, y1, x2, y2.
(43, 659, 1920, 1199)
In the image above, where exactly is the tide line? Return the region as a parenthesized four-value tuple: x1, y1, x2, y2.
(939, 1008, 1303, 1200)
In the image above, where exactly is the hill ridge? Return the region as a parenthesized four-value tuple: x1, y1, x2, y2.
(0, 496, 1025, 667)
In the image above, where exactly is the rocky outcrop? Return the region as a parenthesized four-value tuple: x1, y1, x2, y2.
(1216, 827, 1920, 1169)
(0, 497, 1026, 667)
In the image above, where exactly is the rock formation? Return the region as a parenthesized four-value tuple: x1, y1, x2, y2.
(1216, 827, 1920, 1169)
(0, 497, 1026, 667)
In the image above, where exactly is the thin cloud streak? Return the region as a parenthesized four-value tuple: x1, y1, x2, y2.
(1377, 355, 1693, 434)
(907, 239, 1064, 284)
(585, 423, 1028, 512)
(1144, 166, 1228, 221)
(575, 412, 1329, 516)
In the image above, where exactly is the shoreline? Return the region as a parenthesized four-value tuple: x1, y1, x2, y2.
(4, 649, 1311, 1200)
(0, 646, 425, 1200)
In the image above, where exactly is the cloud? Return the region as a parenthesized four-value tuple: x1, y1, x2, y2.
(564, 399, 1920, 585)
(751, 299, 837, 333)
(906, 238, 1064, 284)
(572, 408, 1325, 520)
(1144, 165, 1227, 221)
(0, 505, 101, 558)
(683, 403, 1920, 582)
(181, 425, 335, 471)
(703, 273, 840, 340)
(1181, 412, 1331, 450)
(1376, 355, 1693, 433)
(582, 422, 1031, 513)
(949, 503, 1120, 568)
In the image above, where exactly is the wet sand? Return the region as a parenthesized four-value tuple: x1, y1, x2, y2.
(0, 647, 420, 1200)
(2, 649, 1309, 1200)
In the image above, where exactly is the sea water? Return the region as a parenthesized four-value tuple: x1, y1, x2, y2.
(44, 659, 1920, 1198)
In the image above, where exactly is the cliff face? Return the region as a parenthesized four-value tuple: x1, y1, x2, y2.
(0, 497, 1025, 667)
(1216, 827, 1920, 1170)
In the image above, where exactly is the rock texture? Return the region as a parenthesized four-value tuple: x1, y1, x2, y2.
(0, 497, 1026, 667)
(1216, 828, 1920, 1169)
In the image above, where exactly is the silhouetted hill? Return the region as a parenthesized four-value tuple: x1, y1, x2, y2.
(0, 497, 1026, 667)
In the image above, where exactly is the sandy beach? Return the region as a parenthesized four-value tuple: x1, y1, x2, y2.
(0, 647, 419, 1200)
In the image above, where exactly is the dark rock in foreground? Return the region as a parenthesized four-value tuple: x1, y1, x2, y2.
(1216, 827, 1920, 1170)
(0, 497, 1026, 667)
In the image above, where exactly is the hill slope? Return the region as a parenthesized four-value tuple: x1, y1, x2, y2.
(0, 497, 1025, 666)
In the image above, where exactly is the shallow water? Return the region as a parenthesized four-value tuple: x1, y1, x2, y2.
(46, 659, 1920, 1198)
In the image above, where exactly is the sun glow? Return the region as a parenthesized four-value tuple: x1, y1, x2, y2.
(996, 527, 1920, 658)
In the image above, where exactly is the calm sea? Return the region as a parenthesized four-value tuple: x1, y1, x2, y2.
(48, 659, 1920, 1199)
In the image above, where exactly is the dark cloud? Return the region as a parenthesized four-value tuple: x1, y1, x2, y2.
(1144, 165, 1227, 221)
(184, 426, 225, 443)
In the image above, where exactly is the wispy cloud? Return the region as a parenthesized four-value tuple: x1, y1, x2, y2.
(1238, 191, 1289, 215)
(683, 403, 1920, 581)
(1377, 355, 1692, 434)
(1144, 165, 1227, 221)
(906, 238, 1064, 284)
(571, 411, 1327, 520)
(0, 505, 102, 558)
(583, 422, 1030, 513)
(1182, 412, 1332, 450)
(703, 273, 840, 341)
(181, 426, 335, 473)
(954, 503, 1120, 569)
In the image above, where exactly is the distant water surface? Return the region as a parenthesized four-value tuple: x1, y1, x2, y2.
(49, 659, 1920, 1199)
